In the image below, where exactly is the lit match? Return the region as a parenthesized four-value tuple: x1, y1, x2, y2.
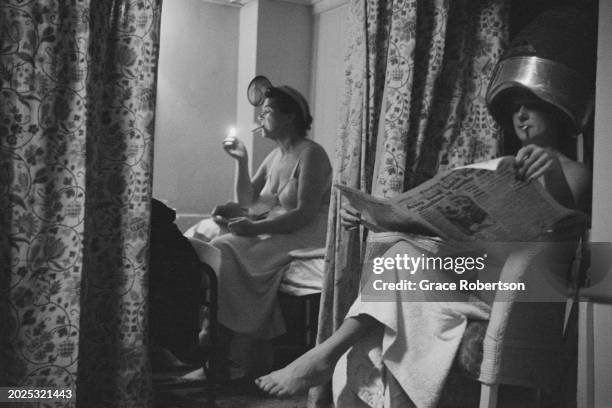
(223, 126, 237, 148)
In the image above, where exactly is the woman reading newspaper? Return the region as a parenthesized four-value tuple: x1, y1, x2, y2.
(255, 7, 594, 407)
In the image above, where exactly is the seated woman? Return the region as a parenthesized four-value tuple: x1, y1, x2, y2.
(255, 8, 594, 405)
(208, 83, 332, 377)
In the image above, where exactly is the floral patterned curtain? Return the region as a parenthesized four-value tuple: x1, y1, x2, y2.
(314, 0, 391, 365)
(310, 0, 508, 406)
(0, 1, 161, 407)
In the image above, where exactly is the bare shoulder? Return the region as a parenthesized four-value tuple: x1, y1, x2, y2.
(301, 140, 331, 165)
(561, 158, 591, 188)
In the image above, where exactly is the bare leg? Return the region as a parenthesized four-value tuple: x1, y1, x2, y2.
(183, 324, 233, 380)
(255, 314, 379, 397)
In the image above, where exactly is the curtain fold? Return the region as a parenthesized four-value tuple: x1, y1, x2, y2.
(309, 2, 391, 404)
(310, 1, 508, 406)
(0, 1, 162, 407)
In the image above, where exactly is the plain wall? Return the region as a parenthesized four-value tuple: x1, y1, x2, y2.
(584, 1, 612, 406)
(235, 0, 259, 178)
(591, 1, 612, 244)
(153, 0, 240, 217)
(310, 2, 349, 164)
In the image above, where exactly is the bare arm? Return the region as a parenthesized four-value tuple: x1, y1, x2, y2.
(235, 152, 270, 206)
(224, 138, 270, 206)
(557, 157, 591, 212)
(515, 144, 591, 211)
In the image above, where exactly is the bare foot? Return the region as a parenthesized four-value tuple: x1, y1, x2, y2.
(181, 367, 207, 380)
(254, 347, 334, 397)
(151, 346, 192, 372)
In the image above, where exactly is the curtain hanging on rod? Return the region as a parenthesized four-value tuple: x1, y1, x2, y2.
(1, 1, 162, 406)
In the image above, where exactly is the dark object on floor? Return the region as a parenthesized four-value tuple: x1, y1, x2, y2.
(150, 199, 219, 406)
(150, 199, 208, 363)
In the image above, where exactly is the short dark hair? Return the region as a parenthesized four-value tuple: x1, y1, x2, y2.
(265, 87, 313, 137)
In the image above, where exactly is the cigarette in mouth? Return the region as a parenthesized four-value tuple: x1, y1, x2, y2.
(251, 126, 264, 133)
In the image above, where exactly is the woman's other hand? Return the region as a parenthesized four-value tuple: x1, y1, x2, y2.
(212, 202, 244, 219)
(340, 203, 361, 230)
(211, 202, 244, 226)
(227, 217, 259, 236)
(514, 144, 562, 181)
(222, 136, 247, 161)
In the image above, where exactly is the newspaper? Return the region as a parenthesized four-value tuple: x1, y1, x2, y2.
(335, 156, 587, 241)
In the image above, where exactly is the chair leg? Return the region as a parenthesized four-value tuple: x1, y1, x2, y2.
(304, 295, 320, 348)
(534, 388, 543, 408)
(479, 384, 499, 408)
(208, 269, 218, 407)
(200, 262, 218, 408)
